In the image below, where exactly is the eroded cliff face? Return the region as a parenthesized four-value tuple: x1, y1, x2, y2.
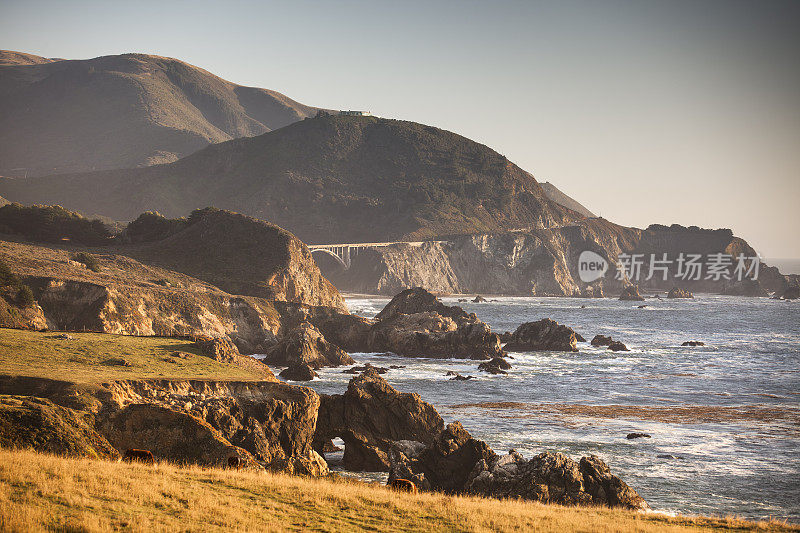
(323, 221, 790, 296)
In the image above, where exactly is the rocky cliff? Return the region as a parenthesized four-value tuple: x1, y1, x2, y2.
(323, 220, 791, 296)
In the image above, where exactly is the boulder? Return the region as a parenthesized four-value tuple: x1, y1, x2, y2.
(477, 357, 511, 375)
(579, 455, 650, 509)
(607, 341, 630, 352)
(195, 336, 241, 362)
(590, 335, 613, 347)
(472, 295, 487, 303)
(503, 319, 580, 352)
(314, 369, 445, 471)
(626, 433, 651, 439)
(681, 341, 705, 347)
(450, 374, 474, 381)
(262, 322, 354, 368)
(667, 287, 693, 299)
(619, 285, 645, 301)
(279, 363, 318, 381)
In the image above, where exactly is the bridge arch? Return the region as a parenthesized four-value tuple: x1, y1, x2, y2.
(310, 248, 349, 269)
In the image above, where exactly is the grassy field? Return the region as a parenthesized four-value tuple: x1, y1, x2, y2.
(0, 328, 269, 383)
(0, 449, 794, 533)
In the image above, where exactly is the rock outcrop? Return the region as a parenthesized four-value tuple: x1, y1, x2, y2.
(364, 288, 504, 360)
(619, 285, 645, 301)
(503, 319, 580, 352)
(667, 287, 693, 299)
(607, 341, 630, 352)
(388, 422, 649, 510)
(314, 369, 445, 471)
(262, 322, 354, 368)
(590, 335, 613, 347)
(782, 286, 800, 300)
(0, 395, 118, 459)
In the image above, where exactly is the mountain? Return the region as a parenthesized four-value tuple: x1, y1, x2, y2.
(0, 50, 319, 176)
(540, 182, 596, 218)
(0, 114, 583, 243)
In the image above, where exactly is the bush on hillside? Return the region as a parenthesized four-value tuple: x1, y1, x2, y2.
(0, 204, 112, 246)
(16, 285, 35, 307)
(121, 211, 187, 243)
(71, 252, 100, 272)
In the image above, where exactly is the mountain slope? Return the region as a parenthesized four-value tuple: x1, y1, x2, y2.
(0, 50, 320, 176)
(540, 182, 596, 218)
(0, 115, 582, 243)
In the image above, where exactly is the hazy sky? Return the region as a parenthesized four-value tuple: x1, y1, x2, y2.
(2, 0, 799, 257)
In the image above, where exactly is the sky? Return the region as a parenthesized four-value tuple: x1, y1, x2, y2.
(2, 0, 799, 258)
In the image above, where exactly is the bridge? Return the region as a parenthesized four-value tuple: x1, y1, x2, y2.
(307, 241, 441, 269)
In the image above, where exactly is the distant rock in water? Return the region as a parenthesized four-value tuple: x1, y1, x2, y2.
(667, 287, 694, 299)
(782, 286, 800, 300)
(619, 285, 645, 301)
(607, 341, 630, 352)
(590, 335, 613, 347)
(681, 341, 705, 347)
(343, 363, 388, 375)
(504, 319, 580, 352)
(472, 295, 487, 303)
(477, 357, 511, 375)
(626, 433, 651, 440)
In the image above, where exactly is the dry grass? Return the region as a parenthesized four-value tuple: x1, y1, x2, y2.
(0, 448, 795, 533)
(0, 328, 268, 383)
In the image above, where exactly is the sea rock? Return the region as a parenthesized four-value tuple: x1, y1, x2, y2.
(342, 364, 388, 374)
(681, 341, 705, 347)
(503, 319, 580, 352)
(590, 335, 613, 347)
(450, 374, 474, 381)
(626, 433, 651, 439)
(314, 368, 445, 471)
(477, 357, 511, 375)
(472, 295, 487, 303)
(366, 288, 504, 360)
(667, 287, 693, 299)
(607, 341, 630, 352)
(619, 285, 645, 301)
(262, 322, 354, 368)
(388, 422, 649, 510)
(279, 363, 318, 381)
(499, 331, 513, 343)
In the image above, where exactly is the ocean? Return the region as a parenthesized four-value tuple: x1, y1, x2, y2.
(278, 295, 800, 521)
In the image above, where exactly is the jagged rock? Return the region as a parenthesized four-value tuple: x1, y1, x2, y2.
(499, 331, 513, 343)
(0, 395, 118, 459)
(626, 433, 651, 439)
(279, 363, 318, 381)
(580, 285, 604, 298)
(343, 364, 388, 374)
(387, 423, 648, 510)
(503, 319, 580, 352)
(450, 374, 474, 381)
(667, 287, 693, 299)
(366, 288, 504, 360)
(472, 295, 487, 303)
(681, 341, 705, 347)
(314, 369, 445, 471)
(637, 305, 647, 309)
(607, 341, 630, 352)
(477, 357, 511, 375)
(590, 335, 613, 347)
(619, 285, 645, 301)
(262, 322, 354, 368)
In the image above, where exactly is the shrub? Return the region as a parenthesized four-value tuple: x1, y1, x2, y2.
(0, 204, 112, 245)
(0, 260, 20, 287)
(71, 252, 100, 272)
(16, 285, 35, 307)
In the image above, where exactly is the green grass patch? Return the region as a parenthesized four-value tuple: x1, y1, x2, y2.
(0, 328, 267, 383)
